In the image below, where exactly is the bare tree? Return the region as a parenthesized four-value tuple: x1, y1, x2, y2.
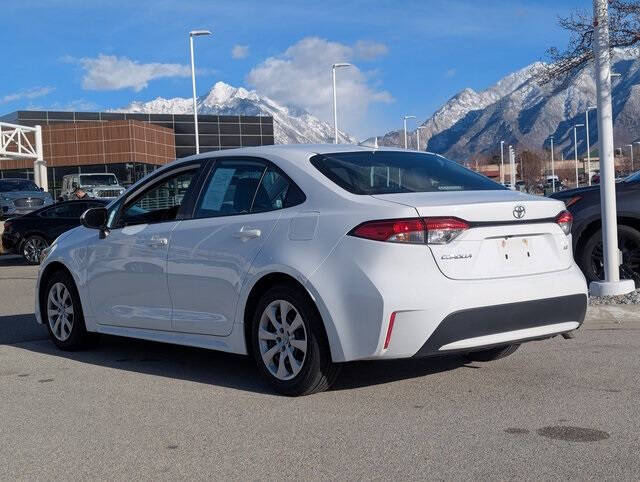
(517, 150, 547, 191)
(538, 0, 640, 84)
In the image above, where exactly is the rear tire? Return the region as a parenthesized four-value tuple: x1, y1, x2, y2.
(251, 285, 340, 396)
(43, 270, 99, 350)
(464, 344, 519, 362)
(578, 225, 640, 289)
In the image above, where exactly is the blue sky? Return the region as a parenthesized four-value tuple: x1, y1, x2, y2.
(1, 0, 585, 138)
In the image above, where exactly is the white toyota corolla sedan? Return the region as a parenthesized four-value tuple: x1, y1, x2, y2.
(35, 145, 588, 395)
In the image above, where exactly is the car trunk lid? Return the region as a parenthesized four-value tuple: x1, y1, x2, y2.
(371, 190, 573, 280)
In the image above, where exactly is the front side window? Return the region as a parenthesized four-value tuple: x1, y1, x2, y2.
(310, 151, 506, 195)
(119, 169, 197, 226)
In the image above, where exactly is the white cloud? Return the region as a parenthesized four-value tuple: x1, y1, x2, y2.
(444, 68, 457, 78)
(232, 44, 249, 59)
(354, 40, 388, 60)
(246, 37, 393, 133)
(1, 86, 54, 104)
(69, 54, 191, 92)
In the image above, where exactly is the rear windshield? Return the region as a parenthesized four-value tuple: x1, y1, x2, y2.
(310, 151, 505, 195)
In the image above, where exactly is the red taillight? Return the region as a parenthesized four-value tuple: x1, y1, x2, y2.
(555, 210, 573, 235)
(423, 217, 469, 244)
(350, 217, 469, 245)
(384, 312, 397, 349)
(351, 218, 426, 244)
(564, 196, 582, 208)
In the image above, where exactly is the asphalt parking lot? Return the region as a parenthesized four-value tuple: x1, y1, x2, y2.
(1, 255, 639, 480)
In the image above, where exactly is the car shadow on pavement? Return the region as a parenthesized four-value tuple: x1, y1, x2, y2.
(1, 313, 465, 395)
(0, 255, 29, 267)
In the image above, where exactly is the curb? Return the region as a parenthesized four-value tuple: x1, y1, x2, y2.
(585, 304, 640, 322)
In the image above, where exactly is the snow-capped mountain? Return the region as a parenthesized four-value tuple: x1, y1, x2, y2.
(378, 48, 640, 161)
(118, 81, 356, 145)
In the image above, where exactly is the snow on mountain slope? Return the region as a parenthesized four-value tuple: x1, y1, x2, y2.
(379, 49, 640, 161)
(118, 81, 356, 145)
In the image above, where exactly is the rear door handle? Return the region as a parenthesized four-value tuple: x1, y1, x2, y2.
(147, 237, 168, 248)
(233, 227, 261, 240)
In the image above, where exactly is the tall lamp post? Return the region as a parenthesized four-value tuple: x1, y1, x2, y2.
(332, 63, 351, 144)
(508, 145, 516, 189)
(573, 123, 585, 187)
(586, 106, 597, 185)
(189, 30, 211, 155)
(590, 0, 634, 296)
(626, 144, 635, 173)
(403, 116, 416, 149)
(549, 136, 556, 193)
(499, 140, 505, 184)
(416, 126, 427, 151)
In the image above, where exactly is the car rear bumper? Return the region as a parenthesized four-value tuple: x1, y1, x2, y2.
(412, 294, 587, 357)
(308, 236, 589, 362)
(1, 231, 20, 253)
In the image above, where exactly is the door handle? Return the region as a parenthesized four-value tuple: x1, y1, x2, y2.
(147, 237, 168, 248)
(233, 227, 261, 240)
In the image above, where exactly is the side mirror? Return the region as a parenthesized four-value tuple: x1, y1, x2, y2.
(81, 207, 108, 235)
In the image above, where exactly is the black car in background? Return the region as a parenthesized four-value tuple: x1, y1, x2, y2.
(550, 171, 640, 288)
(1, 199, 108, 264)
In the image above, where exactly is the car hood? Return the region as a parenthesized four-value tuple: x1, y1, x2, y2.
(0, 190, 51, 200)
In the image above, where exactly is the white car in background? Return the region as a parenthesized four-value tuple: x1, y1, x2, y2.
(35, 145, 588, 396)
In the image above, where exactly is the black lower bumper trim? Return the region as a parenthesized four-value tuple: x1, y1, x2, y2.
(413, 294, 587, 358)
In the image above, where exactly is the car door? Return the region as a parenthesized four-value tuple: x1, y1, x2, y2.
(86, 164, 202, 331)
(167, 158, 300, 336)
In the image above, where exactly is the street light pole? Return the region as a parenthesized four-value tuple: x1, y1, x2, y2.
(551, 137, 556, 192)
(508, 145, 516, 189)
(590, 0, 634, 296)
(573, 123, 585, 187)
(332, 63, 351, 144)
(189, 29, 211, 155)
(626, 144, 634, 173)
(499, 140, 505, 184)
(416, 126, 427, 151)
(403, 116, 416, 149)
(586, 106, 597, 185)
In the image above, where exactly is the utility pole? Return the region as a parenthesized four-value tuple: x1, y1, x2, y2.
(589, 0, 635, 296)
(627, 144, 635, 172)
(189, 29, 212, 154)
(508, 145, 516, 189)
(332, 63, 351, 144)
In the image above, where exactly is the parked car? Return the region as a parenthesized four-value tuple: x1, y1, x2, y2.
(550, 170, 640, 288)
(2, 199, 108, 264)
(60, 173, 125, 201)
(0, 178, 54, 219)
(35, 145, 587, 396)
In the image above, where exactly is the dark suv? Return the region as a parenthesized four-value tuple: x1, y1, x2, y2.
(550, 171, 640, 288)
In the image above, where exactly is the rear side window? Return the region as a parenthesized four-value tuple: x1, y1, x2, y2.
(310, 151, 505, 195)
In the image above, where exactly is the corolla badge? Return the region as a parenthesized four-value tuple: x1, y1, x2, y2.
(513, 205, 526, 219)
(441, 253, 473, 260)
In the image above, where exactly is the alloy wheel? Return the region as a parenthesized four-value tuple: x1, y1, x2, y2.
(258, 299, 308, 381)
(590, 232, 640, 286)
(47, 282, 74, 342)
(23, 237, 47, 264)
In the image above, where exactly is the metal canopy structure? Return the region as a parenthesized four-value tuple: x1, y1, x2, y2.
(0, 122, 47, 190)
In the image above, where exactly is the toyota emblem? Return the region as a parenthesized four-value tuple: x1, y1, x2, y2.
(513, 205, 526, 219)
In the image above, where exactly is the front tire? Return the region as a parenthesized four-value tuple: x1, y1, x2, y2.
(43, 270, 98, 350)
(21, 235, 48, 265)
(464, 344, 519, 362)
(251, 286, 340, 396)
